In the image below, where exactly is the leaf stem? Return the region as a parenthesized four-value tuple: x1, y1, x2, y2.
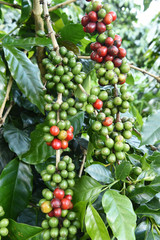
(78, 84, 89, 96)
(0, 101, 14, 127)
(78, 56, 160, 82)
(0, 25, 20, 42)
(49, 0, 76, 12)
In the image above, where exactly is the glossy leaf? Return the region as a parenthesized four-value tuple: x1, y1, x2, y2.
(74, 201, 87, 231)
(141, 111, 160, 145)
(102, 190, 136, 240)
(136, 205, 160, 225)
(3, 36, 52, 50)
(129, 186, 157, 204)
(19, 0, 32, 23)
(3, 46, 45, 113)
(60, 24, 85, 44)
(68, 111, 84, 136)
(126, 72, 134, 85)
(0, 56, 7, 107)
(130, 104, 143, 127)
(0, 158, 33, 219)
(22, 122, 55, 164)
(116, 161, 132, 180)
(3, 124, 31, 156)
(85, 164, 114, 184)
(73, 176, 103, 203)
(8, 219, 43, 240)
(85, 204, 110, 240)
(135, 220, 151, 240)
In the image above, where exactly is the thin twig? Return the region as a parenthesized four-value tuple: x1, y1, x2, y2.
(0, 77, 13, 120)
(0, 25, 20, 41)
(43, 0, 59, 54)
(49, 0, 76, 12)
(0, 1, 21, 9)
(79, 150, 87, 178)
(0, 101, 14, 127)
(133, 127, 141, 136)
(130, 64, 160, 83)
(78, 56, 160, 82)
(78, 84, 89, 96)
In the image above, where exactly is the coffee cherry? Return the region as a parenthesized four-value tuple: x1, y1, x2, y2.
(92, 121, 102, 131)
(61, 198, 71, 210)
(118, 48, 127, 58)
(88, 11, 98, 22)
(109, 11, 117, 21)
(113, 58, 122, 67)
(97, 22, 106, 33)
(81, 15, 90, 27)
(97, 46, 108, 57)
(52, 173, 62, 183)
(92, 1, 102, 12)
(105, 37, 114, 47)
(53, 208, 62, 217)
(103, 13, 113, 25)
(66, 130, 74, 141)
(93, 99, 103, 109)
(86, 104, 94, 114)
(86, 22, 96, 33)
(98, 8, 107, 18)
(69, 225, 77, 235)
(108, 153, 116, 163)
(108, 45, 119, 56)
(103, 117, 113, 126)
(50, 228, 59, 238)
(67, 211, 76, 221)
(51, 139, 62, 150)
(97, 33, 107, 43)
(54, 188, 65, 200)
(50, 126, 59, 136)
(41, 201, 52, 213)
(104, 55, 114, 62)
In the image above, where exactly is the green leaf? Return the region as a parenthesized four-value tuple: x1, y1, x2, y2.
(102, 190, 136, 240)
(3, 124, 30, 156)
(58, 39, 80, 55)
(143, 0, 151, 11)
(3, 36, 52, 50)
(86, 141, 94, 167)
(3, 46, 45, 113)
(130, 104, 143, 127)
(0, 56, 7, 107)
(19, 0, 32, 23)
(126, 72, 134, 85)
(129, 186, 157, 204)
(74, 201, 87, 231)
(116, 161, 132, 180)
(68, 111, 84, 136)
(141, 111, 160, 145)
(8, 219, 43, 240)
(136, 205, 160, 225)
(135, 220, 151, 240)
(73, 176, 103, 203)
(85, 164, 114, 184)
(137, 169, 156, 182)
(85, 204, 110, 240)
(150, 152, 160, 174)
(75, 75, 91, 99)
(22, 122, 55, 164)
(0, 158, 33, 219)
(60, 24, 85, 44)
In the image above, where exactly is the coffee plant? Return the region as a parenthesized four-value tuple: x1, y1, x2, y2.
(0, 0, 160, 239)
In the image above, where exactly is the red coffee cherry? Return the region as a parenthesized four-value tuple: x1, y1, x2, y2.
(88, 11, 98, 22)
(61, 198, 71, 210)
(118, 48, 127, 58)
(95, 54, 103, 63)
(93, 99, 103, 109)
(103, 13, 113, 25)
(53, 188, 65, 200)
(94, 42, 102, 50)
(53, 208, 62, 217)
(51, 139, 62, 150)
(61, 140, 68, 149)
(81, 15, 90, 27)
(113, 58, 122, 67)
(90, 42, 96, 51)
(51, 198, 61, 208)
(65, 195, 72, 201)
(105, 37, 114, 47)
(83, 27, 87, 32)
(96, 22, 106, 33)
(69, 202, 74, 209)
(108, 45, 119, 56)
(50, 126, 60, 136)
(104, 55, 114, 62)
(90, 51, 97, 60)
(97, 46, 108, 57)
(114, 40, 121, 48)
(48, 210, 54, 217)
(103, 117, 113, 126)
(109, 11, 117, 21)
(68, 126, 74, 133)
(66, 131, 74, 141)
(114, 34, 122, 42)
(86, 22, 96, 33)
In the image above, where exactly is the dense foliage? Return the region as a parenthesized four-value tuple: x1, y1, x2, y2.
(0, 0, 160, 239)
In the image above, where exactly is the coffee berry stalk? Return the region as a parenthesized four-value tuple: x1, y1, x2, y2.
(0, 206, 9, 239)
(39, 156, 80, 240)
(80, 1, 134, 165)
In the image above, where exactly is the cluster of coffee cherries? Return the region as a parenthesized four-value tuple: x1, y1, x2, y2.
(81, 2, 116, 35)
(80, 1, 134, 163)
(0, 206, 9, 239)
(40, 156, 80, 239)
(42, 46, 88, 149)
